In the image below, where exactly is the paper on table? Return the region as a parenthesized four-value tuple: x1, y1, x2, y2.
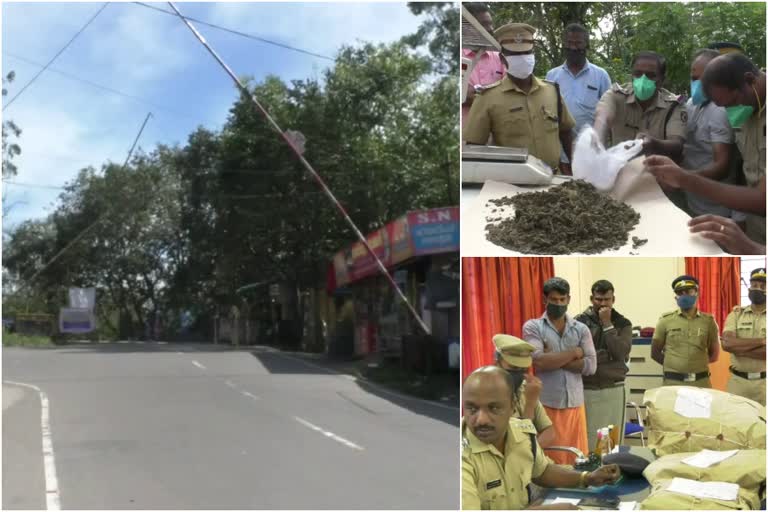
(618, 501, 637, 511)
(666, 477, 739, 501)
(552, 497, 581, 505)
(460, 165, 723, 256)
(682, 449, 739, 468)
(674, 388, 713, 418)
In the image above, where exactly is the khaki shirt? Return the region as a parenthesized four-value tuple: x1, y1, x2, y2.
(597, 83, 685, 146)
(462, 418, 550, 510)
(652, 308, 719, 374)
(463, 75, 576, 171)
(724, 304, 767, 373)
(734, 107, 766, 243)
(514, 383, 553, 433)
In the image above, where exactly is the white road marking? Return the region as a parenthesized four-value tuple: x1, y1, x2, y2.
(241, 390, 260, 400)
(224, 380, 237, 389)
(191, 361, 206, 370)
(99, 340, 109, 344)
(176, 352, 183, 355)
(294, 416, 364, 451)
(118, 340, 129, 344)
(136, 341, 144, 345)
(4, 380, 61, 510)
(157, 341, 168, 345)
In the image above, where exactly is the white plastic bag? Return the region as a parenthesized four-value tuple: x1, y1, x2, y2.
(572, 126, 643, 191)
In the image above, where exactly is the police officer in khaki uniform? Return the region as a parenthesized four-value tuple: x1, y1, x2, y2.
(645, 54, 765, 247)
(594, 51, 686, 160)
(722, 268, 767, 405)
(463, 23, 577, 174)
(462, 366, 620, 510)
(492, 334, 556, 447)
(652, 275, 720, 387)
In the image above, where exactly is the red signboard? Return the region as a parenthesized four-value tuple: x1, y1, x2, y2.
(332, 206, 459, 288)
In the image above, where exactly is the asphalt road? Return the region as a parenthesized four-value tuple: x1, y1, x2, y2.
(3, 343, 459, 509)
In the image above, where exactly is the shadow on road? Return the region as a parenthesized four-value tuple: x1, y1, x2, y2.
(249, 350, 459, 427)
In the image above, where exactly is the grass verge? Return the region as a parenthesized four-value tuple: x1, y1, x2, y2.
(2, 332, 54, 348)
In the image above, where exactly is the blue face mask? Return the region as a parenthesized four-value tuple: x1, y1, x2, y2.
(690, 79, 707, 105)
(676, 294, 697, 310)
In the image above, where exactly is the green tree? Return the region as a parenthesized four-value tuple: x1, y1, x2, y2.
(489, 2, 766, 95)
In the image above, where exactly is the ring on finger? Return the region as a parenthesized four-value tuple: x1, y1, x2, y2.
(720, 224, 725, 232)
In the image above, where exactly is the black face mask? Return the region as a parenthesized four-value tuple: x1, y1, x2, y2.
(565, 48, 586, 66)
(749, 289, 766, 305)
(547, 303, 568, 319)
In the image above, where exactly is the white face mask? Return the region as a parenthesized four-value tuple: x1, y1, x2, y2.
(505, 54, 535, 79)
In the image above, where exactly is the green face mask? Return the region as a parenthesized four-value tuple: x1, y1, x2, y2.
(725, 84, 761, 128)
(632, 74, 657, 101)
(726, 105, 755, 128)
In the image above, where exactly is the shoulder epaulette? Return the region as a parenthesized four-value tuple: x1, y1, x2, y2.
(510, 418, 537, 435)
(612, 82, 630, 95)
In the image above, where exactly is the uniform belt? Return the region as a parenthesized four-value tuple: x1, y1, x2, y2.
(664, 371, 710, 382)
(730, 367, 767, 380)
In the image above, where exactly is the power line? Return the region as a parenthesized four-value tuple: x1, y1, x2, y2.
(3, 3, 110, 110)
(2, 181, 66, 191)
(3, 52, 198, 120)
(132, 2, 335, 62)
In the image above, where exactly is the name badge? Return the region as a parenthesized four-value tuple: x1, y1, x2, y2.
(486, 479, 502, 490)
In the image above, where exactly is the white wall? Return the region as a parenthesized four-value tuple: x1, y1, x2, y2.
(553, 257, 686, 328)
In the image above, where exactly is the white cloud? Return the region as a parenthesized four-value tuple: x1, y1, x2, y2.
(84, 3, 194, 84)
(206, 2, 423, 58)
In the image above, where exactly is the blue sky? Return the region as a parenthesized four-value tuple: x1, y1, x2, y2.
(1, 2, 426, 228)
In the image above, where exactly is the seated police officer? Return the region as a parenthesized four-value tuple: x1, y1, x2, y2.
(462, 366, 620, 510)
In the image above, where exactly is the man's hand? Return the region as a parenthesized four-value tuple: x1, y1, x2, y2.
(598, 306, 612, 327)
(586, 464, 621, 487)
(689, 215, 765, 255)
(644, 155, 685, 188)
(638, 132, 661, 155)
(572, 346, 584, 359)
(523, 373, 543, 405)
(559, 162, 573, 176)
(543, 341, 553, 353)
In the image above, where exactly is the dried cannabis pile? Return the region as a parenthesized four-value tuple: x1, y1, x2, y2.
(485, 180, 641, 254)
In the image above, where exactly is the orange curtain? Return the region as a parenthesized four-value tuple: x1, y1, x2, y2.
(462, 257, 555, 382)
(685, 257, 741, 391)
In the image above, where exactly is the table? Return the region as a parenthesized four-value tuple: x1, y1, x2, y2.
(540, 446, 655, 509)
(460, 164, 726, 256)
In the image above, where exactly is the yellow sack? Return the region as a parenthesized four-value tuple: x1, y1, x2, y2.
(643, 386, 766, 456)
(639, 478, 760, 510)
(642, 450, 766, 497)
